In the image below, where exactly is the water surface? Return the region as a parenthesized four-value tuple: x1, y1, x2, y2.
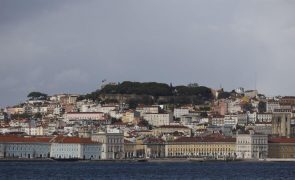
(0, 161, 294, 179)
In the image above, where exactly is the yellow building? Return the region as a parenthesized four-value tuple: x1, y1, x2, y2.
(124, 139, 163, 158)
(122, 111, 140, 124)
(165, 133, 236, 159)
(6, 107, 24, 115)
(268, 138, 295, 158)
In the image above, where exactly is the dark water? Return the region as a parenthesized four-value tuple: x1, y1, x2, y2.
(0, 161, 295, 179)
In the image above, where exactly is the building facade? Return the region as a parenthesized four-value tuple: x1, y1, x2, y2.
(236, 130, 268, 159)
(268, 138, 295, 158)
(91, 128, 124, 159)
(143, 113, 173, 127)
(165, 134, 236, 159)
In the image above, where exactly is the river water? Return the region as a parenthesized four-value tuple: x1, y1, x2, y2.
(0, 161, 294, 179)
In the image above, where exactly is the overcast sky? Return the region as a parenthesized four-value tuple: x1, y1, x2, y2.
(1, 0, 295, 107)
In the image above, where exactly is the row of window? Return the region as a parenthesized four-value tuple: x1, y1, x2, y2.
(168, 148, 233, 152)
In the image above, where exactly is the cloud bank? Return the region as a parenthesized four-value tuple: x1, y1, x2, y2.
(0, 0, 295, 106)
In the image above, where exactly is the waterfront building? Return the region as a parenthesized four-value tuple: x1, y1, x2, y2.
(236, 130, 268, 159)
(165, 133, 236, 159)
(124, 139, 146, 158)
(0, 136, 51, 158)
(91, 128, 124, 159)
(0, 135, 102, 160)
(268, 137, 295, 158)
(50, 136, 101, 160)
(144, 138, 166, 158)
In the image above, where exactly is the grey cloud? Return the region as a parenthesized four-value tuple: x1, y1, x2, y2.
(0, 0, 295, 106)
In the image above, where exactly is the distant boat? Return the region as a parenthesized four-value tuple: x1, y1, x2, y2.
(188, 158, 204, 162)
(51, 158, 79, 162)
(137, 158, 148, 162)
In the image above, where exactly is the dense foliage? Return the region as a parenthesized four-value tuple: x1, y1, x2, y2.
(217, 91, 231, 99)
(78, 81, 213, 106)
(27, 92, 48, 100)
(258, 101, 266, 113)
(100, 81, 212, 99)
(100, 81, 173, 96)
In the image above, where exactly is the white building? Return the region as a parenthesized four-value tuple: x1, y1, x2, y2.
(235, 87, 244, 94)
(180, 113, 200, 125)
(91, 128, 124, 159)
(97, 105, 118, 114)
(266, 100, 280, 113)
(224, 114, 238, 127)
(244, 90, 258, 99)
(136, 106, 159, 116)
(0, 113, 5, 121)
(236, 130, 268, 159)
(0, 136, 102, 160)
(211, 115, 224, 127)
(143, 113, 173, 127)
(50, 136, 102, 160)
(0, 136, 51, 158)
(247, 111, 257, 123)
(174, 108, 189, 119)
(237, 113, 247, 126)
(256, 113, 272, 123)
(227, 99, 242, 114)
(64, 112, 105, 123)
(22, 126, 46, 136)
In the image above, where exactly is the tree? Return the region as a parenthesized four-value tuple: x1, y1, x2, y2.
(27, 92, 47, 100)
(200, 112, 208, 118)
(218, 92, 231, 99)
(111, 118, 122, 124)
(10, 113, 32, 120)
(127, 98, 139, 109)
(241, 103, 253, 112)
(34, 112, 42, 119)
(258, 101, 266, 113)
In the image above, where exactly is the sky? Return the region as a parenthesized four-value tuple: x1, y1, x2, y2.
(1, 0, 295, 107)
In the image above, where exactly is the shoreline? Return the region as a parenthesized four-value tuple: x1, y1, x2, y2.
(1, 158, 295, 163)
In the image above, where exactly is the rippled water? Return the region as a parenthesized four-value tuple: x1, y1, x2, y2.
(0, 161, 295, 179)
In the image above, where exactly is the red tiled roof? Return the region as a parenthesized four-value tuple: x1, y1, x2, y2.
(269, 138, 295, 144)
(158, 125, 189, 129)
(0, 135, 100, 144)
(173, 136, 236, 143)
(67, 112, 104, 114)
(112, 122, 127, 126)
(0, 135, 52, 143)
(51, 136, 99, 144)
(144, 137, 165, 144)
(211, 115, 225, 118)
